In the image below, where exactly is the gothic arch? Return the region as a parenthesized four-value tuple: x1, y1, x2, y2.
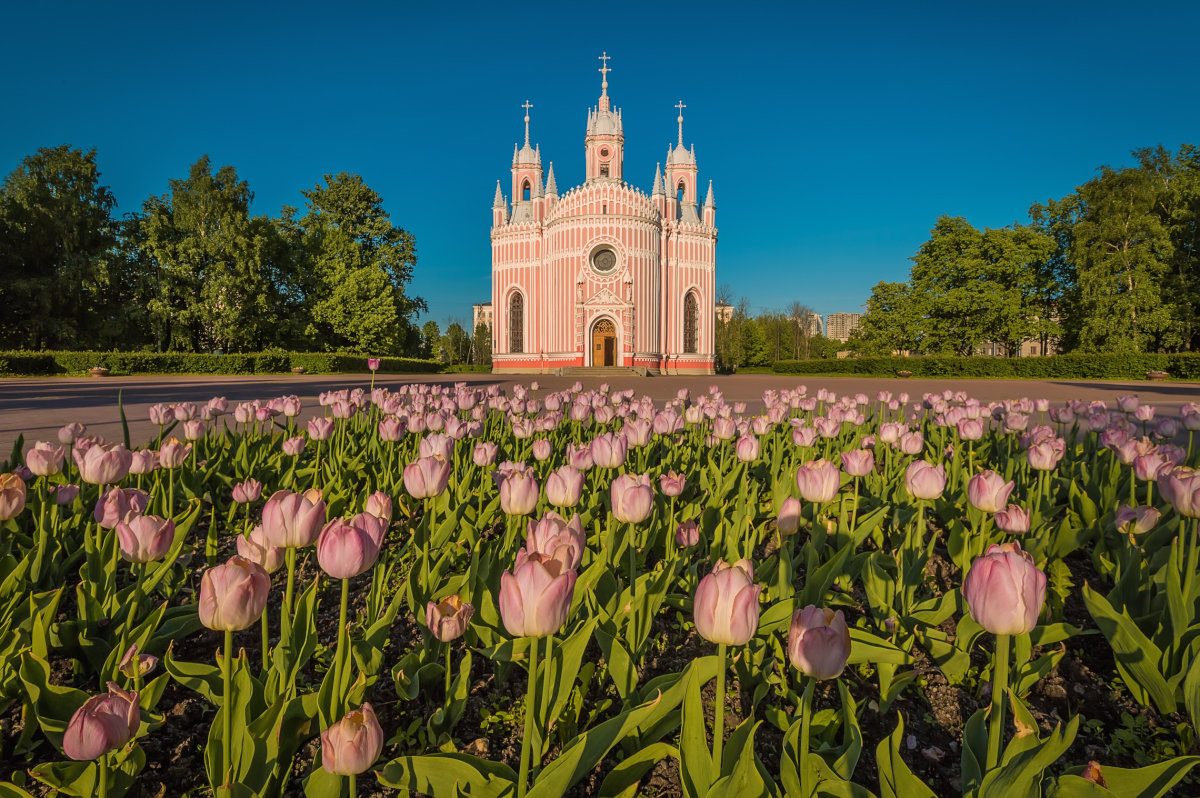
(588, 314, 621, 367)
(683, 291, 699, 354)
(507, 290, 525, 353)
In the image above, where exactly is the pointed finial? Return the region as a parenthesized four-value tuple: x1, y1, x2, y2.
(675, 101, 686, 146)
(652, 163, 664, 195)
(493, 180, 505, 208)
(704, 180, 715, 208)
(522, 100, 533, 146)
(546, 162, 558, 196)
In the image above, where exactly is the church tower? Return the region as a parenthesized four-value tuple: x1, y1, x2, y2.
(585, 52, 624, 183)
(510, 101, 544, 223)
(665, 102, 699, 223)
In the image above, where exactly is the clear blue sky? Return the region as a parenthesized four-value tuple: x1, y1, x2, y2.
(4, 1, 1197, 327)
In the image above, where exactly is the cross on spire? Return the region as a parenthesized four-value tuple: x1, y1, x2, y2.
(522, 100, 533, 146)
(598, 52, 611, 95)
(675, 100, 686, 145)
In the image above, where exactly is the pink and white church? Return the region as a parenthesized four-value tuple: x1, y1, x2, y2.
(486, 54, 717, 374)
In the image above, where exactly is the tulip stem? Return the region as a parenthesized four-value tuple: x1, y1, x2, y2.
(222, 629, 233, 798)
(97, 753, 109, 798)
(348, 772, 357, 796)
(282, 548, 297, 641)
(444, 642, 453, 699)
(334, 577, 350, 717)
(799, 677, 815, 794)
(713, 642, 727, 768)
(260, 609, 270, 675)
(986, 633, 1011, 772)
(517, 638, 539, 798)
(541, 633, 555, 748)
(116, 563, 146, 681)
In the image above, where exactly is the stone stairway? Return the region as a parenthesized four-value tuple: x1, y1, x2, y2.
(558, 366, 647, 378)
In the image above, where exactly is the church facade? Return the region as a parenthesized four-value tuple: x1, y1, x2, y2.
(488, 55, 717, 374)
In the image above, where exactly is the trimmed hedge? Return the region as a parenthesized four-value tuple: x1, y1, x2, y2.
(0, 351, 448, 377)
(772, 353, 1200, 380)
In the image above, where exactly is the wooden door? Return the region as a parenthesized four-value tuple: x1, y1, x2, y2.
(592, 319, 616, 367)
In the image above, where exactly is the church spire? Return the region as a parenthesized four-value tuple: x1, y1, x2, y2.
(522, 100, 533, 146)
(546, 162, 558, 196)
(652, 163, 664, 195)
(598, 51, 611, 111)
(704, 180, 715, 207)
(493, 180, 505, 208)
(675, 100, 686, 146)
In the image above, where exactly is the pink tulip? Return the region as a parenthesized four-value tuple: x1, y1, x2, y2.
(792, 426, 818, 448)
(182, 419, 207, 441)
(93, 487, 149, 530)
(54, 484, 80, 505)
(26, 442, 66, 477)
(379, 415, 406, 441)
(694, 559, 761, 646)
(527, 512, 586, 570)
(419, 433, 453, 460)
(316, 517, 382, 579)
(0, 474, 26, 520)
(118, 644, 159, 679)
(962, 542, 1046, 635)
(675, 519, 701, 547)
(75, 443, 133, 485)
(897, 431, 924, 455)
(158, 438, 191, 469)
(232, 479, 263, 504)
(307, 417, 335, 441)
(840, 449, 875, 477)
(282, 436, 306, 456)
(261, 488, 327, 548)
(566, 443, 594, 472)
(236, 524, 286, 573)
(660, 470, 686, 497)
(1027, 440, 1065, 472)
(787, 605, 852, 680)
(1134, 405, 1156, 422)
(1156, 418, 1180, 438)
(795, 459, 840, 504)
(128, 449, 158, 475)
(364, 491, 393, 525)
(712, 418, 737, 441)
(281, 396, 303, 417)
(611, 473, 654, 524)
(498, 466, 539, 516)
(58, 422, 86, 445)
(735, 435, 760, 462)
(1114, 504, 1160, 536)
(498, 549, 577, 638)
(993, 505, 1031, 535)
(545, 465, 584, 508)
(777, 497, 802, 535)
(425, 595, 475, 642)
(62, 682, 140, 761)
(321, 703, 384, 776)
(472, 441, 498, 467)
(905, 460, 946, 500)
(955, 418, 985, 441)
(403, 455, 452, 499)
(532, 439, 552, 461)
(1133, 453, 1170, 482)
(116, 513, 175, 563)
(198, 555, 271, 631)
(591, 433, 629, 469)
(622, 418, 653, 447)
(967, 471, 1014, 513)
(367, 357, 381, 371)
(1160, 468, 1200, 518)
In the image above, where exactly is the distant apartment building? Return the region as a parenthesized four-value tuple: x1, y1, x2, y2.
(826, 312, 862, 342)
(715, 302, 734, 323)
(472, 302, 493, 331)
(975, 339, 1058, 357)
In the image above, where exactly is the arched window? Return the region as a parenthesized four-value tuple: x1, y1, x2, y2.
(677, 182, 685, 205)
(509, 292, 524, 353)
(683, 292, 698, 353)
(522, 181, 531, 202)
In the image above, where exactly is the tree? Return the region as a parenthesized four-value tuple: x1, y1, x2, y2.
(0, 145, 117, 348)
(472, 321, 492, 366)
(422, 321, 442, 361)
(140, 156, 290, 352)
(300, 173, 425, 353)
(442, 322, 471, 365)
(739, 318, 769, 367)
(855, 281, 920, 355)
(785, 301, 817, 359)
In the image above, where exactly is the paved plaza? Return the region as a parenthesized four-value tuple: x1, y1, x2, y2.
(1, 373, 1196, 457)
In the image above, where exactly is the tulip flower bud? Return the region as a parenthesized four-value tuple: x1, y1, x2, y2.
(158, 438, 191, 470)
(26, 441, 66, 477)
(777, 496, 802, 536)
(425, 594, 475, 642)
(967, 470, 1014, 513)
(499, 466, 539, 516)
(282, 436, 306, 457)
(116, 513, 175, 563)
(675, 519, 701, 547)
(499, 548, 577, 638)
(75, 443, 133, 485)
(694, 559, 761, 646)
(364, 491, 393, 525)
(962, 542, 1046, 636)
(735, 434, 760, 462)
(199, 555, 271, 631)
(403, 455, 452, 499)
(419, 433, 453, 460)
(261, 488, 326, 548)
(54, 484, 81, 505)
(591, 433, 629, 469)
(58, 422, 86, 445)
(659, 470, 686, 497)
(993, 505, 1031, 535)
(1027, 440, 1065, 472)
(62, 682, 140, 761)
(316, 516, 382, 579)
(787, 605, 852, 680)
(545, 465, 584, 508)
(93, 487, 149, 530)
(119, 643, 159, 679)
(232, 479, 263, 504)
(0, 473, 27, 520)
(839, 449, 875, 477)
(367, 357, 381, 372)
(1114, 504, 1159, 536)
(795, 459, 840, 504)
(472, 441, 498, 467)
(904, 460, 946, 501)
(237, 524, 286, 573)
(610, 473, 654, 524)
(527, 512, 586, 570)
(378, 415, 406, 442)
(321, 703, 384, 776)
(531, 439, 552, 462)
(181, 419, 207, 441)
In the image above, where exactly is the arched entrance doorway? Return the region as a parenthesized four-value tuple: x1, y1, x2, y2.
(591, 318, 617, 367)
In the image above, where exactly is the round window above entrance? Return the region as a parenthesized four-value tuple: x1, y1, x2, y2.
(591, 247, 617, 275)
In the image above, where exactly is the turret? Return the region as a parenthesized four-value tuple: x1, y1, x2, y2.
(665, 101, 699, 223)
(652, 162, 665, 216)
(585, 52, 624, 183)
(510, 101, 544, 223)
(492, 180, 508, 227)
(703, 180, 716, 227)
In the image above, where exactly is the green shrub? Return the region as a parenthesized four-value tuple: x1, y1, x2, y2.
(0, 350, 445, 377)
(772, 353, 1200, 380)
